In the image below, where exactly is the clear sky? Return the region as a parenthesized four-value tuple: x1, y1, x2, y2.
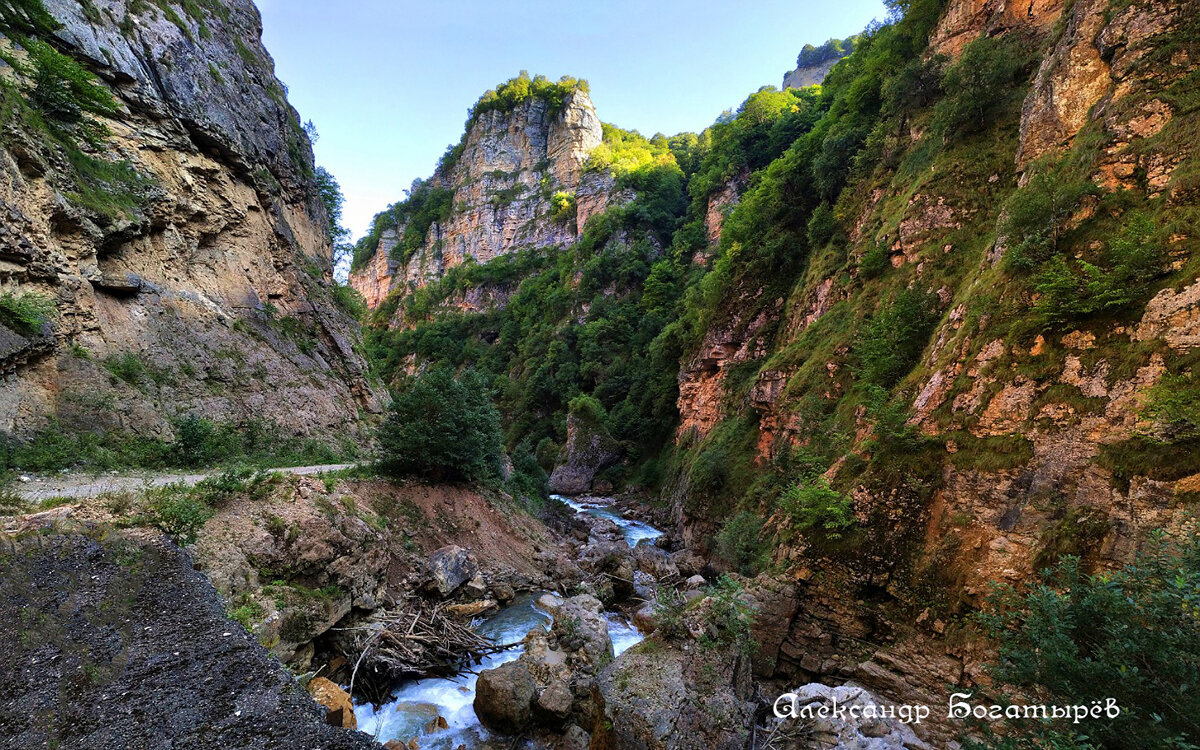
(256, 0, 887, 241)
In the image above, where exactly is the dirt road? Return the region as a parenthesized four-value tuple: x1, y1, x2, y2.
(16, 464, 356, 502)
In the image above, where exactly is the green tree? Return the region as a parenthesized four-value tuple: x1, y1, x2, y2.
(376, 367, 505, 483)
(977, 533, 1200, 750)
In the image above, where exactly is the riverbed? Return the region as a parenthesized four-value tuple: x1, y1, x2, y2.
(352, 496, 662, 748)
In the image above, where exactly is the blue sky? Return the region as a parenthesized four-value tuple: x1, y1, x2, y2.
(257, 1, 887, 240)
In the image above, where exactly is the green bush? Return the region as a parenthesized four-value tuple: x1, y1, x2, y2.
(376, 367, 505, 483)
(932, 35, 1030, 137)
(977, 532, 1200, 750)
(1145, 373, 1200, 443)
(701, 575, 757, 654)
(145, 484, 213, 546)
(1001, 173, 1098, 273)
(550, 190, 576, 222)
(0, 290, 54, 334)
(779, 478, 854, 536)
(856, 288, 939, 388)
(1031, 213, 1166, 328)
(715, 511, 768, 575)
(331, 284, 367, 320)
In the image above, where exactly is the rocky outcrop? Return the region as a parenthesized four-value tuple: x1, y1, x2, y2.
(307, 677, 358, 730)
(548, 411, 622, 495)
(0, 0, 380, 440)
(350, 88, 620, 308)
(593, 640, 755, 750)
(782, 57, 842, 89)
(425, 544, 476, 597)
(772, 683, 933, 749)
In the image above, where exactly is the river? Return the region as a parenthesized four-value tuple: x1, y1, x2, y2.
(352, 495, 662, 748)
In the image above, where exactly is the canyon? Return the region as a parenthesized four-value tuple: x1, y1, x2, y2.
(1, 0, 1198, 748)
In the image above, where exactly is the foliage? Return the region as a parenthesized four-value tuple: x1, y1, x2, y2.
(778, 478, 854, 536)
(351, 181, 454, 271)
(701, 575, 757, 653)
(1031, 212, 1167, 328)
(797, 37, 856, 68)
(376, 367, 505, 483)
(0, 290, 54, 334)
(144, 483, 214, 546)
(468, 71, 588, 127)
(0, 416, 350, 474)
(1145, 373, 1200, 443)
(856, 288, 940, 388)
(550, 190, 576, 222)
(931, 34, 1032, 138)
(715, 511, 769, 575)
(23, 36, 118, 129)
(977, 533, 1200, 750)
(331, 283, 367, 320)
(314, 165, 351, 246)
(1001, 172, 1099, 273)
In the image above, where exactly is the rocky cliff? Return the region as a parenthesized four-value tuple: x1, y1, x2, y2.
(672, 0, 1199, 730)
(349, 79, 627, 313)
(0, 0, 379, 445)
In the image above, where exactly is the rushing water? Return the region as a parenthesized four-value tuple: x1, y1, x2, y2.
(353, 498, 661, 748)
(552, 494, 664, 548)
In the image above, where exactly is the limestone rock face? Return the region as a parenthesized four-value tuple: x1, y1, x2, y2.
(782, 57, 842, 89)
(349, 90, 624, 316)
(1, 0, 381, 439)
(548, 411, 622, 495)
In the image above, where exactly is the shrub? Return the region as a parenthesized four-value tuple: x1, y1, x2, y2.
(376, 367, 505, 483)
(779, 478, 854, 536)
(0, 290, 54, 334)
(1144, 373, 1200, 443)
(1001, 173, 1098, 273)
(550, 190, 576, 222)
(715, 511, 768, 575)
(977, 532, 1200, 750)
(931, 35, 1029, 137)
(856, 288, 940, 388)
(701, 575, 757, 654)
(331, 284, 367, 320)
(145, 484, 213, 546)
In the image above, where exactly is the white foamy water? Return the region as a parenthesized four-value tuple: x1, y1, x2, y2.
(552, 494, 664, 548)
(353, 499, 663, 748)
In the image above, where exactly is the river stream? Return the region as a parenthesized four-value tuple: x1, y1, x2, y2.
(352, 496, 662, 748)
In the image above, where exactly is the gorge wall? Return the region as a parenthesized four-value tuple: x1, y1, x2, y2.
(0, 0, 379, 443)
(349, 83, 630, 314)
(670, 0, 1200, 721)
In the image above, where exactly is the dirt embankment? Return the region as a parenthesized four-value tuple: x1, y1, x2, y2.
(0, 526, 379, 749)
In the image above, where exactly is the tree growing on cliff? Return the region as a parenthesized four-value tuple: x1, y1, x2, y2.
(975, 532, 1200, 750)
(376, 367, 505, 484)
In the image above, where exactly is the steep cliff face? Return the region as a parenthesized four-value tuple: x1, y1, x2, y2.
(671, 0, 1199, 725)
(349, 87, 621, 312)
(0, 0, 379, 442)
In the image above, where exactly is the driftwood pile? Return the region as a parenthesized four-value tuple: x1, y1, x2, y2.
(338, 596, 502, 703)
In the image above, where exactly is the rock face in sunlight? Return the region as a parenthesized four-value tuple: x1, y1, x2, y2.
(0, 0, 380, 441)
(349, 87, 625, 312)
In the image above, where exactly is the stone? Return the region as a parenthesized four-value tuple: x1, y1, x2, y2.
(784, 683, 933, 750)
(306, 677, 356, 730)
(426, 545, 476, 597)
(553, 594, 613, 667)
(548, 412, 621, 495)
(633, 602, 659, 633)
(685, 574, 706, 590)
(535, 677, 574, 723)
(443, 600, 497, 618)
(474, 660, 537, 734)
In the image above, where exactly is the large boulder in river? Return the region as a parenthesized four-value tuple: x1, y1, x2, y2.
(474, 660, 537, 734)
(594, 640, 755, 750)
(552, 594, 613, 668)
(548, 409, 621, 495)
(426, 545, 476, 597)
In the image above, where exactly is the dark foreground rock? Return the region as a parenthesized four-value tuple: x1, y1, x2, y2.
(0, 527, 377, 749)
